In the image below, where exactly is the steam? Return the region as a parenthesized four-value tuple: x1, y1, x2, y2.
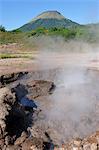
(31, 35, 99, 53)
(35, 66, 98, 144)
(31, 36, 99, 145)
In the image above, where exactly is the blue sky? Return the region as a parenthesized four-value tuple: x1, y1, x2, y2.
(0, 0, 99, 30)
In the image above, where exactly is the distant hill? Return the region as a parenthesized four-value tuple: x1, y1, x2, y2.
(86, 23, 99, 27)
(1, 11, 98, 45)
(19, 11, 80, 32)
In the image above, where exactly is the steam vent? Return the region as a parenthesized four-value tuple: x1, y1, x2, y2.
(0, 66, 99, 149)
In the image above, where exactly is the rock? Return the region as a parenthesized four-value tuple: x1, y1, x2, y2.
(72, 147, 80, 150)
(0, 82, 2, 88)
(0, 139, 5, 149)
(13, 80, 55, 101)
(6, 145, 21, 150)
(0, 87, 34, 149)
(5, 135, 13, 145)
(14, 131, 28, 145)
(95, 131, 99, 144)
(2, 145, 7, 150)
(0, 72, 28, 87)
(90, 143, 97, 150)
(83, 143, 91, 150)
(13, 83, 28, 100)
(29, 124, 47, 141)
(30, 145, 38, 150)
(73, 138, 82, 147)
(12, 80, 55, 110)
(20, 97, 37, 109)
(0, 87, 16, 138)
(82, 133, 98, 150)
(64, 143, 83, 150)
(12, 83, 38, 112)
(26, 80, 55, 98)
(21, 138, 43, 150)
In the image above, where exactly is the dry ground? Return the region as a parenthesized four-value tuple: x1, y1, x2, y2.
(0, 51, 99, 75)
(0, 44, 99, 149)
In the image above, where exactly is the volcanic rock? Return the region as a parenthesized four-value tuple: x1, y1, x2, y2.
(0, 87, 16, 139)
(26, 80, 55, 98)
(0, 86, 34, 150)
(21, 138, 43, 150)
(0, 72, 28, 87)
(14, 132, 28, 146)
(13, 80, 55, 100)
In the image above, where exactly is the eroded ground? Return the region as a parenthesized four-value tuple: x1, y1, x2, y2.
(0, 44, 99, 149)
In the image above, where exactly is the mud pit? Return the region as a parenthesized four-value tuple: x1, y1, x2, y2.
(0, 52, 99, 149)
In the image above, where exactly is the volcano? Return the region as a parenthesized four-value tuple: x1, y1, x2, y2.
(19, 10, 79, 32)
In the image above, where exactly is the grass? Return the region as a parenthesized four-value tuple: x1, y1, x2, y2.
(0, 53, 33, 59)
(0, 31, 25, 44)
(0, 31, 37, 51)
(28, 26, 99, 43)
(0, 25, 98, 46)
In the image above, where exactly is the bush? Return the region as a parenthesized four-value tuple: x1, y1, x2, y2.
(11, 29, 22, 33)
(0, 25, 6, 32)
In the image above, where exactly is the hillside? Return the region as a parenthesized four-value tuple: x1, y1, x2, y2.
(0, 25, 99, 45)
(0, 11, 98, 45)
(19, 11, 79, 32)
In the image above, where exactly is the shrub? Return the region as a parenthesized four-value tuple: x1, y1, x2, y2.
(0, 25, 6, 32)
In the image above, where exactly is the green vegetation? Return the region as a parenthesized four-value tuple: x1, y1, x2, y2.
(0, 25, 98, 45)
(0, 31, 26, 44)
(0, 25, 6, 32)
(12, 29, 22, 33)
(1, 11, 98, 46)
(48, 27, 77, 39)
(0, 53, 33, 59)
(28, 26, 99, 42)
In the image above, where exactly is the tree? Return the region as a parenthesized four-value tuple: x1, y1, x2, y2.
(0, 25, 6, 32)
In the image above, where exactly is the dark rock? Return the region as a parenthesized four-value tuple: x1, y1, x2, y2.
(12, 83, 28, 101)
(5, 135, 13, 145)
(0, 72, 28, 87)
(20, 97, 37, 109)
(12, 83, 37, 111)
(13, 80, 55, 101)
(5, 104, 32, 139)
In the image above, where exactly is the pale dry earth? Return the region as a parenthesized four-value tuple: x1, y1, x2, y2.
(0, 51, 99, 75)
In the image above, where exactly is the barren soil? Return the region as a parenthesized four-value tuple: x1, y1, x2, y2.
(0, 51, 99, 75)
